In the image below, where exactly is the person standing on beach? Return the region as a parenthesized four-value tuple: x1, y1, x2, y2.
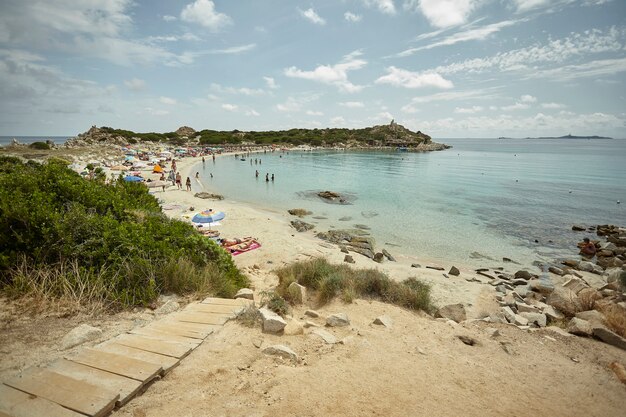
(185, 177, 191, 191)
(175, 172, 182, 189)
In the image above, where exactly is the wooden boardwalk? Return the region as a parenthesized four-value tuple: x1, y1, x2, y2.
(0, 297, 251, 417)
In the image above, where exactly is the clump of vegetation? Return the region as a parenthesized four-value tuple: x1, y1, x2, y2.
(237, 304, 262, 328)
(275, 258, 433, 313)
(0, 156, 248, 308)
(28, 141, 50, 150)
(602, 305, 626, 338)
(288, 208, 312, 217)
(260, 290, 289, 316)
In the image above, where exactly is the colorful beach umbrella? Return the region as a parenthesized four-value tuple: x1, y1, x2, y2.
(192, 210, 225, 224)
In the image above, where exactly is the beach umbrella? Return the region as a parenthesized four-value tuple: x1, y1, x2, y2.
(124, 175, 144, 182)
(145, 180, 168, 189)
(191, 210, 225, 224)
(110, 165, 129, 171)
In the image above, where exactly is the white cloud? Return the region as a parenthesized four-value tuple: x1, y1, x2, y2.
(501, 102, 530, 111)
(520, 94, 537, 103)
(330, 116, 346, 125)
(144, 107, 170, 116)
(306, 110, 324, 116)
(454, 106, 483, 114)
(221, 103, 238, 111)
(180, 0, 232, 31)
(512, 0, 552, 12)
(207, 43, 256, 55)
(124, 78, 146, 91)
(300, 8, 326, 25)
(246, 109, 260, 116)
(525, 57, 626, 81)
(413, 0, 477, 28)
(146, 33, 200, 43)
(401, 104, 421, 113)
(344, 12, 362, 22)
(284, 51, 366, 93)
(159, 96, 177, 105)
(395, 20, 519, 56)
(432, 27, 624, 75)
(405, 88, 501, 105)
(541, 102, 565, 109)
(276, 94, 322, 113)
(363, 0, 397, 15)
(263, 76, 278, 89)
(163, 15, 177, 22)
(375, 67, 453, 89)
(340, 101, 365, 108)
(376, 111, 395, 121)
(210, 83, 265, 96)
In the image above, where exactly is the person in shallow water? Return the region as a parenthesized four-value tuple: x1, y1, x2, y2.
(580, 238, 597, 257)
(265, 173, 269, 182)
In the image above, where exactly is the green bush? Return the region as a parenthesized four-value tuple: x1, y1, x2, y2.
(0, 157, 248, 306)
(28, 141, 50, 150)
(275, 258, 434, 313)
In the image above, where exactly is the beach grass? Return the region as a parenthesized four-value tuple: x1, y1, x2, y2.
(275, 258, 434, 313)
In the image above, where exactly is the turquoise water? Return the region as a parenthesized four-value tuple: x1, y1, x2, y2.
(196, 138, 626, 267)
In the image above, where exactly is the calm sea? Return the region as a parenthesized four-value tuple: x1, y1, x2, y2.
(196, 138, 626, 268)
(0, 136, 71, 146)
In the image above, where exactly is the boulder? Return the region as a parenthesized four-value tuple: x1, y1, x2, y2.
(287, 282, 306, 304)
(501, 306, 516, 323)
(592, 327, 626, 351)
(259, 308, 287, 333)
(547, 287, 581, 317)
(548, 266, 566, 276)
(304, 310, 320, 318)
(373, 252, 384, 263)
(61, 324, 103, 350)
(514, 270, 533, 280)
(567, 318, 593, 336)
(562, 259, 580, 268)
(448, 266, 460, 276)
(194, 192, 224, 200)
(311, 328, 338, 344)
(543, 305, 565, 321)
(373, 315, 393, 328)
(513, 314, 529, 326)
(515, 302, 539, 314)
(572, 224, 586, 231)
(411, 263, 421, 268)
(284, 320, 304, 336)
(318, 191, 341, 200)
(262, 345, 298, 361)
(436, 304, 466, 323)
(575, 310, 605, 325)
(382, 249, 396, 262)
(155, 300, 180, 315)
(344, 255, 355, 264)
(562, 277, 588, 294)
(519, 312, 547, 327)
(291, 220, 314, 232)
(578, 261, 595, 272)
(235, 288, 254, 300)
(529, 279, 554, 294)
(326, 313, 350, 327)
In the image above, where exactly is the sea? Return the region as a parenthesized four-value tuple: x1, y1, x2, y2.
(0, 136, 72, 146)
(194, 138, 626, 269)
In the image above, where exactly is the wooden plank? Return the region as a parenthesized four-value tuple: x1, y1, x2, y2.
(153, 320, 218, 337)
(97, 343, 179, 375)
(47, 359, 142, 407)
(4, 368, 118, 417)
(113, 334, 192, 359)
(68, 348, 162, 382)
(201, 297, 251, 306)
(129, 327, 202, 348)
(145, 321, 214, 339)
(171, 312, 230, 326)
(0, 384, 84, 417)
(185, 303, 245, 316)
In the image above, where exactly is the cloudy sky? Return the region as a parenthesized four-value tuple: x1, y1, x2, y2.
(0, 0, 624, 138)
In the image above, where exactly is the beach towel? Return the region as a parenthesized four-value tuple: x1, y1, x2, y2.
(230, 241, 261, 256)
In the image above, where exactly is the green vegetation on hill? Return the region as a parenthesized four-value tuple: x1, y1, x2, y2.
(93, 124, 432, 147)
(0, 156, 248, 308)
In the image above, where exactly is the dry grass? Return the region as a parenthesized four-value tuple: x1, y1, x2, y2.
(237, 304, 261, 327)
(601, 305, 626, 338)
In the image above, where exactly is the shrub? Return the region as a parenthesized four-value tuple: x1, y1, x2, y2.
(602, 305, 626, 338)
(28, 141, 50, 150)
(0, 157, 248, 307)
(275, 258, 433, 313)
(260, 291, 289, 316)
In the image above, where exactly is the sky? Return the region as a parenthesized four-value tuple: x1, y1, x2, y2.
(0, 0, 625, 138)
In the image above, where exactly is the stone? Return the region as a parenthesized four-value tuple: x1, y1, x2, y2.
(485, 327, 500, 337)
(252, 339, 263, 348)
(373, 252, 384, 263)
(411, 263, 421, 268)
(344, 255, 355, 264)
(513, 314, 529, 326)
(303, 321, 319, 328)
(513, 285, 530, 298)
(567, 318, 593, 336)
(382, 249, 396, 262)
(529, 279, 555, 294)
(449, 266, 460, 276)
(547, 287, 581, 317)
(548, 266, 566, 276)
(284, 320, 304, 335)
(435, 304, 466, 323)
(155, 300, 180, 315)
(373, 315, 393, 328)
(543, 305, 565, 321)
(562, 277, 588, 294)
(520, 312, 547, 327)
(259, 308, 287, 333)
(287, 282, 306, 304)
(495, 284, 507, 294)
(514, 270, 533, 280)
(61, 324, 103, 350)
(262, 345, 298, 361)
(578, 261, 595, 272)
(234, 288, 254, 300)
(326, 313, 350, 327)
(291, 219, 315, 232)
(575, 310, 605, 325)
(501, 306, 516, 323)
(515, 302, 539, 313)
(572, 224, 586, 231)
(562, 259, 580, 268)
(544, 326, 574, 338)
(426, 265, 445, 271)
(311, 328, 338, 344)
(194, 192, 224, 200)
(304, 310, 320, 318)
(592, 327, 626, 351)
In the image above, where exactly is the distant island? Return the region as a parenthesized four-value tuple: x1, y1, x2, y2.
(498, 134, 613, 140)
